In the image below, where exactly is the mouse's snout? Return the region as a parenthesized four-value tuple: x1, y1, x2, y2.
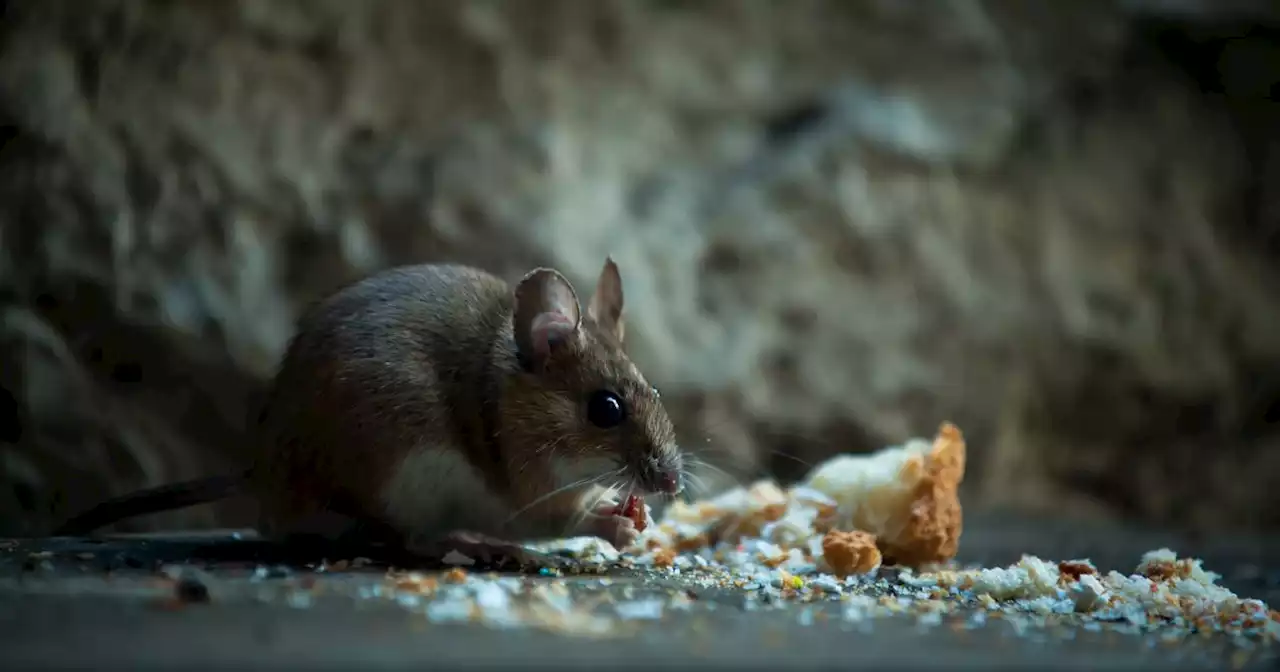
(640, 453, 683, 496)
(656, 469, 681, 495)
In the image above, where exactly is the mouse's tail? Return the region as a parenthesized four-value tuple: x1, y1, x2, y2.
(54, 471, 250, 536)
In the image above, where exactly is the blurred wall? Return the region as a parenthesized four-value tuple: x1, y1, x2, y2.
(2, 0, 1279, 536)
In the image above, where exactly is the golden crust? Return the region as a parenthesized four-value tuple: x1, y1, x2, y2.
(822, 529, 882, 576)
(878, 422, 966, 566)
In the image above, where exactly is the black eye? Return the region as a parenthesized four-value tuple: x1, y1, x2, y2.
(587, 390, 626, 428)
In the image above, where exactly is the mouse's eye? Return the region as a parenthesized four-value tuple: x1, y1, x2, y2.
(587, 390, 626, 429)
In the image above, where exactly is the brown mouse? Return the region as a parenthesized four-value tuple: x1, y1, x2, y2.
(56, 258, 684, 565)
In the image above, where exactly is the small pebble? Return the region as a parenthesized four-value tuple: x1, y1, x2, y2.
(174, 577, 210, 604)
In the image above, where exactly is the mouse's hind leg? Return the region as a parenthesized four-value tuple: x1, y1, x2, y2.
(261, 494, 492, 563)
(254, 486, 361, 541)
(254, 491, 419, 567)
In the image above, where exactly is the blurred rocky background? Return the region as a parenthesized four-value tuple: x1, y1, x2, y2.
(1, 0, 1279, 537)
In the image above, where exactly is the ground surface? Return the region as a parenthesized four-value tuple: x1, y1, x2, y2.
(1, 514, 1278, 670)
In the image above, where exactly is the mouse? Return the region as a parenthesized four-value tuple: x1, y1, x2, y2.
(55, 258, 685, 568)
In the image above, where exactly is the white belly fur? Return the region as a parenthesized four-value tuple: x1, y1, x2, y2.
(380, 445, 511, 540)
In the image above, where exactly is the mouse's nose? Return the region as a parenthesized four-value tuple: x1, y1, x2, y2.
(657, 469, 681, 495)
(642, 454, 683, 496)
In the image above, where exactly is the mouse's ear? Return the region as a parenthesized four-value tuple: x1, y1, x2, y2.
(588, 257, 625, 344)
(514, 268, 582, 372)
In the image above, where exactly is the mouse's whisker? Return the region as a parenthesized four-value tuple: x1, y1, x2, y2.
(560, 471, 624, 535)
(764, 449, 813, 469)
(503, 469, 621, 526)
(683, 456, 738, 483)
(682, 469, 708, 495)
(562, 475, 624, 537)
(562, 503, 594, 538)
(693, 441, 814, 470)
(598, 466, 628, 488)
(606, 478, 626, 503)
(621, 479, 636, 506)
(680, 471, 712, 501)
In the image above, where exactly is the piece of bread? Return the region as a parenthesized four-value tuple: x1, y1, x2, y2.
(803, 422, 966, 566)
(619, 423, 966, 571)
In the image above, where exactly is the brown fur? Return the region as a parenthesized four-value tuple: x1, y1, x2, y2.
(247, 258, 681, 546)
(57, 259, 682, 549)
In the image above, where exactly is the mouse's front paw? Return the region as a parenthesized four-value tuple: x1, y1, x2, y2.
(583, 505, 640, 551)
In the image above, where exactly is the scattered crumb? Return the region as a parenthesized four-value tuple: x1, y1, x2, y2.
(1136, 548, 1212, 584)
(627, 423, 966, 572)
(913, 549, 1280, 645)
(821, 530, 882, 576)
(100, 421, 1275, 656)
(1057, 559, 1097, 583)
(1071, 574, 1108, 613)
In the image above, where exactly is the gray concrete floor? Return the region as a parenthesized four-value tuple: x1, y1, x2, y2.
(1, 513, 1278, 670)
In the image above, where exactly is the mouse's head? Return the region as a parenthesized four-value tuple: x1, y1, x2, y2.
(505, 257, 683, 500)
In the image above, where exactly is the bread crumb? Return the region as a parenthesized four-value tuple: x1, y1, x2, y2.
(1071, 574, 1109, 612)
(1058, 559, 1098, 583)
(821, 530, 882, 576)
(613, 495, 649, 533)
(674, 533, 710, 552)
(1136, 547, 1217, 585)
